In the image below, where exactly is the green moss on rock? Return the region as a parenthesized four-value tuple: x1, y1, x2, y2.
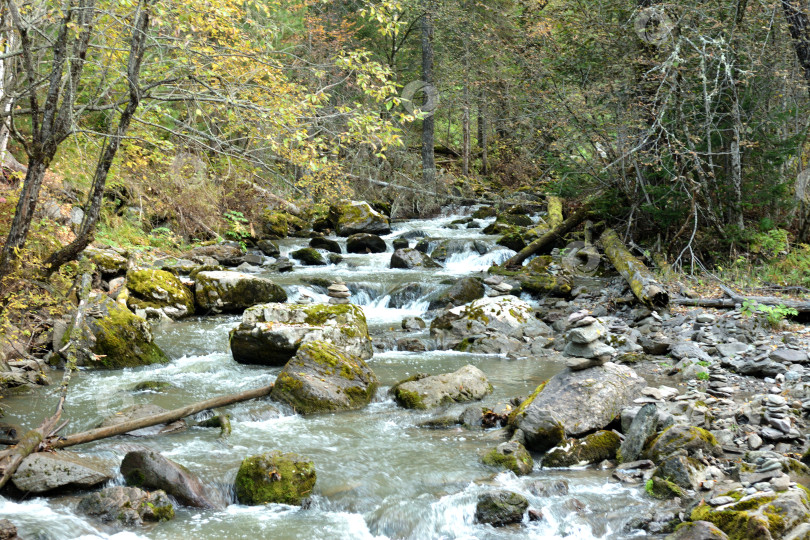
(234, 452, 316, 505)
(126, 269, 194, 317)
(87, 300, 170, 369)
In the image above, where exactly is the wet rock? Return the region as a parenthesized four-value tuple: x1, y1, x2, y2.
(401, 316, 426, 331)
(230, 303, 372, 365)
(330, 201, 391, 236)
(427, 277, 485, 310)
(390, 248, 442, 269)
(388, 283, 426, 308)
(58, 295, 169, 369)
(510, 363, 645, 438)
(392, 238, 409, 250)
(126, 269, 195, 319)
(644, 425, 722, 463)
(291, 247, 327, 266)
(640, 335, 671, 355)
(0, 519, 19, 540)
(121, 450, 224, 509)
(234, 451, 316, 505)
(482, 441, 534, 476)
(257, 239, 280, 257)
(309, 237, 341, 254)
(654, 454, 704, 490)
(78, 486, 175, 525)
(496, 229, 526, 252)
(185, 244, 245, 267)
(528, 479, 569, 497)
(98, 403, 186, 436)
(472, 206, 497, 219)
(270, 340, 378, 414)
(618, 403, 658, 463)
(507, 406, 564, 453)
(664, 521, 729, 540)
(475, 490, 528, 526)
(194, 271, 286, 313)
(542, 431, 621, 468)
(11, 452, 114, 494)
(396, 337, 428, 352)
(392, 365, 492, 409)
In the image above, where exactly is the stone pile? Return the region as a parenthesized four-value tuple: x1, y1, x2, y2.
(562, 310, 615, 370)
(706, 367, 735, 399)
(328, 281, 351, 305)
(761, 394, 798, 440)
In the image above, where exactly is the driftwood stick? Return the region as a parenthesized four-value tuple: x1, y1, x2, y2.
(600, 228, 669, 308)
(503, 204, 593, 269)
(50, 384, 274, 449)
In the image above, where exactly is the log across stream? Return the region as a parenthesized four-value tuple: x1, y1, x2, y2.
(0, 211, 659, 540)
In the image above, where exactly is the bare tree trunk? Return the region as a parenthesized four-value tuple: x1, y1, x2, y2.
(730, 85, 745, 230)
(781, 0, 810, 97)
(462, 37, 470, 177)
(478, 95, 488, 175)
(420, 0, 436, 187)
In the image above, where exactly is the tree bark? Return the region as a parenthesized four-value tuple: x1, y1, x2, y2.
(478, 95, 488, 175)
(781, 0, 810, 96)
(420, 1, 436, 187)
(600, 228, 669, 308)
(503, 202, 593, 268)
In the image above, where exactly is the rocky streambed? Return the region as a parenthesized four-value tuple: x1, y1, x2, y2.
(1, 201, 809, 540)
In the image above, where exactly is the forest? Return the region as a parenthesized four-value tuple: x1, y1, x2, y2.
(1, 1, 810, 539)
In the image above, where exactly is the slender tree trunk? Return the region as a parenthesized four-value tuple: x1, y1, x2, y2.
(0, 24, 14, 165)
(730, 86, 745, 230)
(478, 95, 488, 175)
(0, 159, 49, 274)
(781, 0, 810, 97)
(420, 1, 436, 187)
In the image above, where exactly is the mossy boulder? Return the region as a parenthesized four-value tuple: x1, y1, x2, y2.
(653, 454, 705, 491)
(390, 248, 442, 269)
(126, 269, 195, 319)
(257, 239, 281, 257)
(509, 363, 645, 438)
(427, 277, 485, 310)
(59, 295, 169, 369)
(329, 200, 391, 236)
(269, 340, 378, 414)
(392, 365, 492, 409)
(482, 441, 534, 476)
(472, 206, 497, 219)
(664, 521, 729, 540)
(78, 486, 175, 526)
(234, 452, 316, 506)
(647, 477, 685, 500)
(495, 213, 534, 227)
(497, 229, 527, 252)
(475, 490, 528, 526)
(542, 430, 621, 468)
(309, 237, 342, 254)
(644, 425, 722, 463)
(230, 303, 372, 365)
(86, 247, 128, 276)
(194, 271, 286, 314)
(290, 247, 327, 266)
(262, 211, 290, 238)
(689, 488, 810, 540)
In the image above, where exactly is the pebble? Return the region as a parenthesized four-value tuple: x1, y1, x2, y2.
(708, 496, 735, 506)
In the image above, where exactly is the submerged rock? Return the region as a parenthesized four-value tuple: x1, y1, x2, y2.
(509, 363, 645, 438)
(475, 490, 528, 526)
(390, 248, 442, 269)
(78, 486, 175, 525)
(330, 201, 391, 236)
(230, 303, 372, 366)
(11, 452, 114, 494)
(392, 365, 492, 409)
(126, 269, 195, 319)
(58, 295, 169, 369)
(121, 450, 224, 509)
(269, 340, 378, 414)
(234, 451, 316, 505)
(542, 431, 621, 468)
(194, 271, 286, 313)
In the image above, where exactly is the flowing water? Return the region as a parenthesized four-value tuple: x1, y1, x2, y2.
(0, 209, 657, 539)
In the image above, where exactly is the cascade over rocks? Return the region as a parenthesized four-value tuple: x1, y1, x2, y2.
(510, 363, 645, 438)
(269, 340, 378, 414)
(330, 201, 391, 236)
(392, 364, 492, 409)
(194, 271, 286, 313)
(230, 303, 372, 365)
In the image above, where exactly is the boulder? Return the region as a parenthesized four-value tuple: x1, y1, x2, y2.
(618, 403, 658, 463)
(11, 452, 114, 494)
(234, 452, 316, 505)
(475, 491, 528, 526)
(0, 519, 19, 540)
(194, 271, 286, 313)
(430, 239, 470, 262)
(653, 454, 704, 491)
(185, 244, 245, 266)
(269, 341, 378, 414)
(121, 450, 224, 509)
(509, 363, 645, 438)
(78, 486, 175, 525)
(454, 333, 525, 354)
(98, 403, 186, 436)
(664, 521, 729, 540)
(290, 247, 327, 266)
(309, 237, 342, 254)
(392, 365, 492, 409)
(482, 441, 534, 476)
(427, 277, 485, 310)
(59, 295, 169, 369)
(496, 230, 527, 252)
(230, 303, 372, 365)
(390, 248, 442, 269)
(86, 247, 128, 276)
(346, 233, 387, 254)
(257, 239, 280, 257)
(542, 431, 621, 468)
(126, 269, 195, 319)
(330, 201, 391, 236)
(644, 425, 722, 463)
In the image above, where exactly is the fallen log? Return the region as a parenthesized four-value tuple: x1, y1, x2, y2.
(50, 384, 274, 449)
(716, 284, 810, 313)
(600, 228, 669, 308)
(546, 195, 564, 229)
(671, 297, 737, 308)
(503, 203, 593, 269)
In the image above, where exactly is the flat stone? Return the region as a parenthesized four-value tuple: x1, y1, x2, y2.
(716, 342, 750, 358)
(770, 349, 808, 363)
(709, 496, 736, 506)
(563, 340, 615, 359)
(567, 322, 605, 344)
(12, 452, 114, 494)
(565, 357, 607, 371)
